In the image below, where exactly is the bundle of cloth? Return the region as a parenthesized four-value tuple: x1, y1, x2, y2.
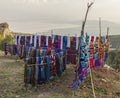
(4, 43, 28, 59)
(15, 35, 79, 50)
(66, 47, 77, 65)
(24, 47, 67, 86)
(66, 36, 79, 65)
(5, 35, 79, 65)
(4, 43, 17, 56)
(4, 42, 75, 67)
(4, 43, 9, 55)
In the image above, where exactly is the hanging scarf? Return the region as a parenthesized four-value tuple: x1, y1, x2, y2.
(46, 56, 51, 80)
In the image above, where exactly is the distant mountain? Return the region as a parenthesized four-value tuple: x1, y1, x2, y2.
(53, 20, 120, 36)
(109, 35, 120, 49)
(7, 20, 120, 35)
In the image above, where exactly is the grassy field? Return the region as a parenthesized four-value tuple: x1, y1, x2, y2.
(0, 52, 120, 98)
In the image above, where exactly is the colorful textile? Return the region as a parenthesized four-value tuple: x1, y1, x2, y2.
(5, 33, 109, 88)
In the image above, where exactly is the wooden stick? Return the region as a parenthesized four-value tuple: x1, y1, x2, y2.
(80, 2, 96, 97)
(76, 1, 94, 85)
(89, 63, 96, 98)
(81, 2, 94, 34)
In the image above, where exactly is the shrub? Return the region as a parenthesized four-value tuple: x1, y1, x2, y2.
(0, 35, 13, 50)
(108, 50, 120, 71)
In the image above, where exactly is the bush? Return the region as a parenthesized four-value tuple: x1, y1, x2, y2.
(0, 35, 13, 50)
(108, 50, 120, 71)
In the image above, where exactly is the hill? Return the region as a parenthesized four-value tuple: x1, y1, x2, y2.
(5, 20, 120, 36)
(109, 35, 120, 49)
(52, 20, 120, 36)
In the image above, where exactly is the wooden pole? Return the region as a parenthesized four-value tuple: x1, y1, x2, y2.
(89, 63, 96, 98)
(81, 2, 94, 35)
(106, 27, 109, 98)
(77, 2, 94, 72)
(78, 2, 96, 98)
(105, 27, 109, 64)
(76, 2, 94, 75)
(75, 1, 95, 94)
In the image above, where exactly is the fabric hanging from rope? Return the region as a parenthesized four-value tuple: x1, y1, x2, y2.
(24, 47, 67, 85)
(4, 33, 109, 88)
(70, 33, 109, 89)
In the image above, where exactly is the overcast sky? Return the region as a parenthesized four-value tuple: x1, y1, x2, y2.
(0, 0, 120, 33)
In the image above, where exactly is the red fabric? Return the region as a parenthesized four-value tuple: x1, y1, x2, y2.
(51, 54, 56, 76)
(48, 36, 52, 47)
(91, 36, 94, 42)
(90, 57, 94, 67)
(46, 47, 51, 55)
(90, 49, 94, 54)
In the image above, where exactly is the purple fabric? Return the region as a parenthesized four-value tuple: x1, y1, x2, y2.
(57, 36, 61, 49)
(95, 59, 100, 66)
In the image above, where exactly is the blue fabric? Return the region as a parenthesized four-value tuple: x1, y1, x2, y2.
(32, 36, 34, 46)
(63, 36, 67, 50)
(101, 36, 105, 44)
(35, 65, 39, 82)
(80, 52, 85, 59)
(36, 36, 39, 48)
(80, 61, 86, 68)
(41, 67, 45, 79)
(35, 57, 39, 82)
(86, 35, 90, 44)
(70, 80, 77, 88)
(54, 35, 59, 48)
(84, 56, 89, 62)
(41, 50, 46, 56)
(81, 46, 85, 50)
(26, 36, 30, 46)
(94, 53, 99, 59)
(38, 57, 43, 80)
(12, 44, 17, 55)
(27, 66, 32, 83)
(80, 42, 85, 47)
(81, 35, 84, 42)
(46, 56, 51, 80)
(36, 49, 39, 57)
(25, 46, 29, 58)
(58, 53, 63, 74)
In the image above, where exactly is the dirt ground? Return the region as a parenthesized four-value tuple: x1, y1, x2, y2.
(0, 52, 120, 98)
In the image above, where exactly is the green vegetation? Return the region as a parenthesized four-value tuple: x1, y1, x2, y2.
(109, 35, 120, 49)
(108, 50, 120, 71)
(0, 30, 2, 40)
(0, 31, 13, 50)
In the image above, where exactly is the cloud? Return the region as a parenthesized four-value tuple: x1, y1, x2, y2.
(43, 0, 48, 3)
(0, 0, 120, 28)
(12, 0, 62, 4)
(13, 0, 41, 4)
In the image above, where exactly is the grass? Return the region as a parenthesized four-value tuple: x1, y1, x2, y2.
(0, 53, 120, 98)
